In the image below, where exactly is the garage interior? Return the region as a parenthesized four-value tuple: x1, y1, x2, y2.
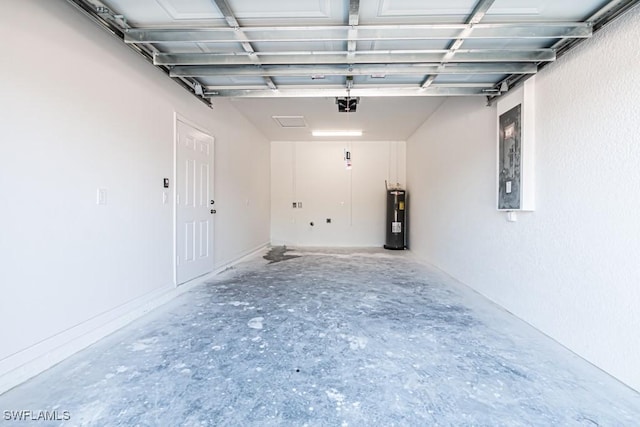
(1, 0, 640, 424)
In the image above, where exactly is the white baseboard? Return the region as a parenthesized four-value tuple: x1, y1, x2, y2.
(0, 243, 269, 395)
(211, 242, 270, 274)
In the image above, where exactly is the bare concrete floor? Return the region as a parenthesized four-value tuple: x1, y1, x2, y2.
(1, 247, 639, 426)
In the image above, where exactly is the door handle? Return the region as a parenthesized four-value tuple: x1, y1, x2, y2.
(211, 209, 216, 214)
(210, 200, 215, 205)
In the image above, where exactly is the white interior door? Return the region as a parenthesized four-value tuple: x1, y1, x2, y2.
(175, 119, 214, 285)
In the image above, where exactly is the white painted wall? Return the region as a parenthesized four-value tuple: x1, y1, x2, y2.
(407, 6, 640, 391)
(0, 1, 269, 391)
(272, 141, 405, 246)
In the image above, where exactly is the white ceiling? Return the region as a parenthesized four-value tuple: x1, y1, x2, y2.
(225, 96, 445, 141)
(68, 0, 637, 140)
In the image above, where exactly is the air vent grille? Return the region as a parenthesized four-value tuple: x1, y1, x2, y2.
(272, 116, 307, 128)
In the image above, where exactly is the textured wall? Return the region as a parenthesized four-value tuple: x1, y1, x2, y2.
(0, 1, 269, 383)
(407, 5, 640, 391)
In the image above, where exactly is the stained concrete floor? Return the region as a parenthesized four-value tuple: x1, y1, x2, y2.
(1, 247, 640, 426)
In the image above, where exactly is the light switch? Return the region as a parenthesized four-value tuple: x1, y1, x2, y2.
(97, 188, 107, 205)
(506, 181, 512, 194)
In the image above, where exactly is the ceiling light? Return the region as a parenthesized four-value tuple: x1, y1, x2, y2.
(312, 130, 363, 137)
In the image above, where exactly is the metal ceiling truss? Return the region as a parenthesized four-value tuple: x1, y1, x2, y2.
(210, 0, 277, 90)
(203, 87, 490, 97)
(65, 0, 212, 106)
(156, 50, 555, 66)
(124, 24, 593, 44)
(421, 0, 496, 90)
(491, 0, 640, 104)
(66, 0, 640, 100)
(170, 63, 537, 78)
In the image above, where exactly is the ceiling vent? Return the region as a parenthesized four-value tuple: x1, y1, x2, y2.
(272, 116, 307, 128)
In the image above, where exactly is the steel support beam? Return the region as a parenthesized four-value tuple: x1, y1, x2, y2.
(171, 63, 537, 78)
(210, 0, 276, 90)
(125, 23, 592, 44)
(204, 86, 491, 97)
(423, 0, 496, 88)
(156, 50, 553, 66)
(487, 0, 639, 105)
(348, 0, 360, 54)
(64, 0, 211, 106)
(69, 0, 637, 101)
